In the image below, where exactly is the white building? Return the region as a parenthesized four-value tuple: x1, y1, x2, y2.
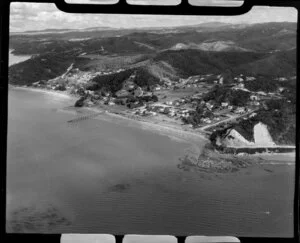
(235, 107, 245, 114)
(221, 102, 229, 107)
(250, 95, 259, 101)
(257, 91, 267, 96)
(219, 77, 224, 85)
(246, 77, 256, 81)
(237, 83, 245, 89)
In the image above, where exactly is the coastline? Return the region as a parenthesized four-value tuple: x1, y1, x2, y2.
(10, 85, 75, 100)
(9, 85, 296, 166)
(9, 85, 208, 145)
(9, 49, 32, 66)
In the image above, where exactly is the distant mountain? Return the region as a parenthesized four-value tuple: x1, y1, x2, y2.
(124, 22, 296, 53)
(194, 22, 232, 28)
(10, 26, 116, 36)
(9, 22, 297, 86)
(169, 40, 252, 52)
(10, 22, 296, 54)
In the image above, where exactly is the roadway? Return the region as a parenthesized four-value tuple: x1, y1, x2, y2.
(199, 109, 258, 131)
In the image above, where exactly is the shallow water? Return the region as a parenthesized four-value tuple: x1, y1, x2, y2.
(9, 49, 32, 66)
(6, 88, 295, 237)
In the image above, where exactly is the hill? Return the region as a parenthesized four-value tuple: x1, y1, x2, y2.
(9, 22, 296, 87)
(124, 22, 296, 52)
(153, 49, 267, 78)
(89, 67, 160, 93)
(236, 49, 296, 77)
(10, 22, 296, 56)
(9, 51, 78, 86)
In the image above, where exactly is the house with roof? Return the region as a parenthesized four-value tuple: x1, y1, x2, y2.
(246, 76, 256, 81)
(134, 87, 143, 97)
(206, 102, 214, 110)
(221, 102, 229, 107)
(235, 107, 246, 114)
(250, 95, 259, 101)
(257, 91, 267, 96)
(115, 89, 130, 98)
(123, 75, 136, 90)
(237, 83, 245, 89)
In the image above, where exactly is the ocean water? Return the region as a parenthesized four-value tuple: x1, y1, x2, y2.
(9, 49, 32, 66)
(6, 88, 295, 237)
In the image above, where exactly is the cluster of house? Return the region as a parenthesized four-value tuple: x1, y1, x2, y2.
(115, 74, 144, 99)
(72, 72, 158, 107)
(96, 68, 125, 76)
(131, 84, 253, 125)
(150, 74, 220, 91)
(120, 72, 292, 128)
(133, 103, 193, 119)
(158, 73, 262, 91)
(32, 80, 67, 91)
(32, 69, 104, 92)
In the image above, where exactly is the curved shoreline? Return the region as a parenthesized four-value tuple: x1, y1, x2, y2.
(10, 85, 208, 146)
(10, 85, 75, 100)
(9, 85, 295, 167)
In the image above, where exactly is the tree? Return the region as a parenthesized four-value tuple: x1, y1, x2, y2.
(152, 95, 158, 102)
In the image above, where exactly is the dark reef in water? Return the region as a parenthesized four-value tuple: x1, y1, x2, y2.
(177, 143, 261, 174)
(110, 183, 131, 192)
(6, 204, 72, 233)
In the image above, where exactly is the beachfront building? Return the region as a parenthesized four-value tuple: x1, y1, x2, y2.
(221, 102, 229, 107)
(235, 107, 246, 114)
(116, 89, 130, 98)
(250, 95, 259, 101)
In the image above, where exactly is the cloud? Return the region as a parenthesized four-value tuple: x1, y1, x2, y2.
(9, 2, 297, 32)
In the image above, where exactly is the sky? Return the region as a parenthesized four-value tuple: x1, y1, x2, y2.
(10, 1, 297, 32)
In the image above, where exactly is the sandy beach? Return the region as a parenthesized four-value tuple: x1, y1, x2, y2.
(9, 86, 296, 165)
(9, 49, 32, 66)
(10, 85, 74, 100)
(10, 85, 208, 145)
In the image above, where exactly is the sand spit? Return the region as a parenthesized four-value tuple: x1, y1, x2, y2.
(10, 86, 74, 100)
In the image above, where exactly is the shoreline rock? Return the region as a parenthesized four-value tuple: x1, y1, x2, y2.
(177, 143, 261, 173)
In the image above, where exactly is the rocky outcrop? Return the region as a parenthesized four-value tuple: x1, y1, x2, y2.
(215, 122, 276, 148)
(253, 122, 276, 146)
(219, 129, 255, 147)
(177, 144, 258, 173)
(74, 97, 85, 107)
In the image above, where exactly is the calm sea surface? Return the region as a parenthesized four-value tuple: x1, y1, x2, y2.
(6, 88, 295, 237)
(9, 49, 31, 66)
